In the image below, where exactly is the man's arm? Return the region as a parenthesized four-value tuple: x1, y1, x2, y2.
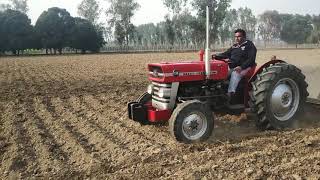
(215, 47, 232, 60)
(240, 44, 257, 69)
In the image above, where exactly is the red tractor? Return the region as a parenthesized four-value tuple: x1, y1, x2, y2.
(128, 53, 308, 143)
(128, 6, 308, 143)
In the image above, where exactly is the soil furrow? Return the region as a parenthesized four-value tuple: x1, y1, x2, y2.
(51, 97, 146, 172)
(87, 95, 178, 147)
(23, 100, 81, 178)
(33, 97, 107, 176)
(1, 101, 40, 178)
(77, 95, 176, 151)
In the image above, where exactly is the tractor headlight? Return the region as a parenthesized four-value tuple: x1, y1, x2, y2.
(147, 84, 154, 94)
(158, 88, 171, 98)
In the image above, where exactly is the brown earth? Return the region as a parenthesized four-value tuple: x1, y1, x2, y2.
(1, 50, 320, 179)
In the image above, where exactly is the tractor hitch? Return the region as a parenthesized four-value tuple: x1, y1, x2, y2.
(128, 102, 171, 124)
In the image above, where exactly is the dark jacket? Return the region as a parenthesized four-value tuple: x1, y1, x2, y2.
(216, 40, 257, 69)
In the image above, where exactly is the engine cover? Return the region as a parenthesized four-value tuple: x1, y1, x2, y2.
(148, 60, 228, 83)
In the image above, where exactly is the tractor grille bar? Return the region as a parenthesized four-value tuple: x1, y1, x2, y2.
(152, 82, 172, 110)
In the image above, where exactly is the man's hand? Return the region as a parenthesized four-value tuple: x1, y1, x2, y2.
(211, 53, 216, 60)
(234, 66, 242, 73)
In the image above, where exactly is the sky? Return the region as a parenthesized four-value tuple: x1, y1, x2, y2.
(2, 0, 320, 25)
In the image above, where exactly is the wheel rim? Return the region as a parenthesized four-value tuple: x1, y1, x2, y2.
(270, 78, 300, 121)
(182, 112, 208, 140)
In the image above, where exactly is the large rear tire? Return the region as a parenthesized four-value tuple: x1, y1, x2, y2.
(169, 100, 214, 143)
(250, 63, 308, 130)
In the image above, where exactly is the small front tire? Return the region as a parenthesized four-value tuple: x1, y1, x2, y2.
(169, 100, 214, 143)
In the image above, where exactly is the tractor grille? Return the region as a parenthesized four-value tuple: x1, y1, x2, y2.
(152, 82, 172, 110)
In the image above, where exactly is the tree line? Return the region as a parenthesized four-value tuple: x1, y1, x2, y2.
(0, 0, 104, 55)
(1, 0, 320, 55)
(131, 1, 320, 48)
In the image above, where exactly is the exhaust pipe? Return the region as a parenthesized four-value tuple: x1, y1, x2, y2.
(205, 5, 211, 79)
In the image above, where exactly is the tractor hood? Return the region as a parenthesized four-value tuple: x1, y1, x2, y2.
(148, 60, 228, 83)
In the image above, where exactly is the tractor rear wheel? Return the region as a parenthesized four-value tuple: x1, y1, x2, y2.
(250, 63, 308, 130)
(169, 100, 214, 143)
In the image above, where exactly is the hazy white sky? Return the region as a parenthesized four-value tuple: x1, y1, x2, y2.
(2, 0, 320, 25)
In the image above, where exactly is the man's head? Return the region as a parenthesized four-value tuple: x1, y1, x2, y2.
(234, 29, 246, 44)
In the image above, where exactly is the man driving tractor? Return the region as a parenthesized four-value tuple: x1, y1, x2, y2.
(213, 29, 257, 97)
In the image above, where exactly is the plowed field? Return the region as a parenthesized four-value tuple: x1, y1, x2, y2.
(1, 50, 320, 179)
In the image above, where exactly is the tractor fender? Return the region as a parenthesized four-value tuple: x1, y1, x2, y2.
(249, 59, 286, 83)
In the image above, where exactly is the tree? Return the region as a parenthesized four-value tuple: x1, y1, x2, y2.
(162, 0, 192, 47)
(133, 23, 157, 46)
(0, 4, 11, 12)
(236, 7, 257, 40)
(280, 14, 313, 47)
(0, 9, 33, 55)
(163, 0, 188, 16)
(106, 0, 140, 46)
(164, 16, 175, 46)
(77, 0, 101, 25)
(0, 11, 6, 53)
(258, 10, 282, 47)
(218, 9, 237, 45)
(191, 0, 231, 46)
(70, 17, 104, 53)
(9, 0, 28, 14)
(307, 15, 320, 44)
(35, 7, 75, 54)
(188, 15, 205, 46)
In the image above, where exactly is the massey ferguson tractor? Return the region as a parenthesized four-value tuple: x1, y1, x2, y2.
(127, 6, 309, 143)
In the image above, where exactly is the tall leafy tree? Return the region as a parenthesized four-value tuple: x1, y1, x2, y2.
(9, 0, 28, 14)
(155, 22, 167, 46)
(0, 3, 11, 12)
(0, 11, 6, 53)
(70, 17, 104, 53)
(35, 7, 75, 54)
(77, 0, 101, 25)
(163, 0, 188, 15)
(163, 0, 195, 47)
(0, 9, 34, 54)
(133, 23, 158, 46)
(106, 0, 140, 46)
(192, 0, 231, 46)
(236, 7, 257, 40)
(188, 15, 205, 46)
(280, 14, 313, 47)
(258, 10, 281, 46)
(307, 15, 320, 44)
(164, 16, 175, 46)
(219, 9, 237, 45)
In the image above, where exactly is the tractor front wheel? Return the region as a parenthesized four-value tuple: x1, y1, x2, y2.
(169, 100, 214, 143)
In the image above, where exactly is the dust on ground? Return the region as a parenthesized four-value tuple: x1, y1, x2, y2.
(1, 50, 320, 179)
